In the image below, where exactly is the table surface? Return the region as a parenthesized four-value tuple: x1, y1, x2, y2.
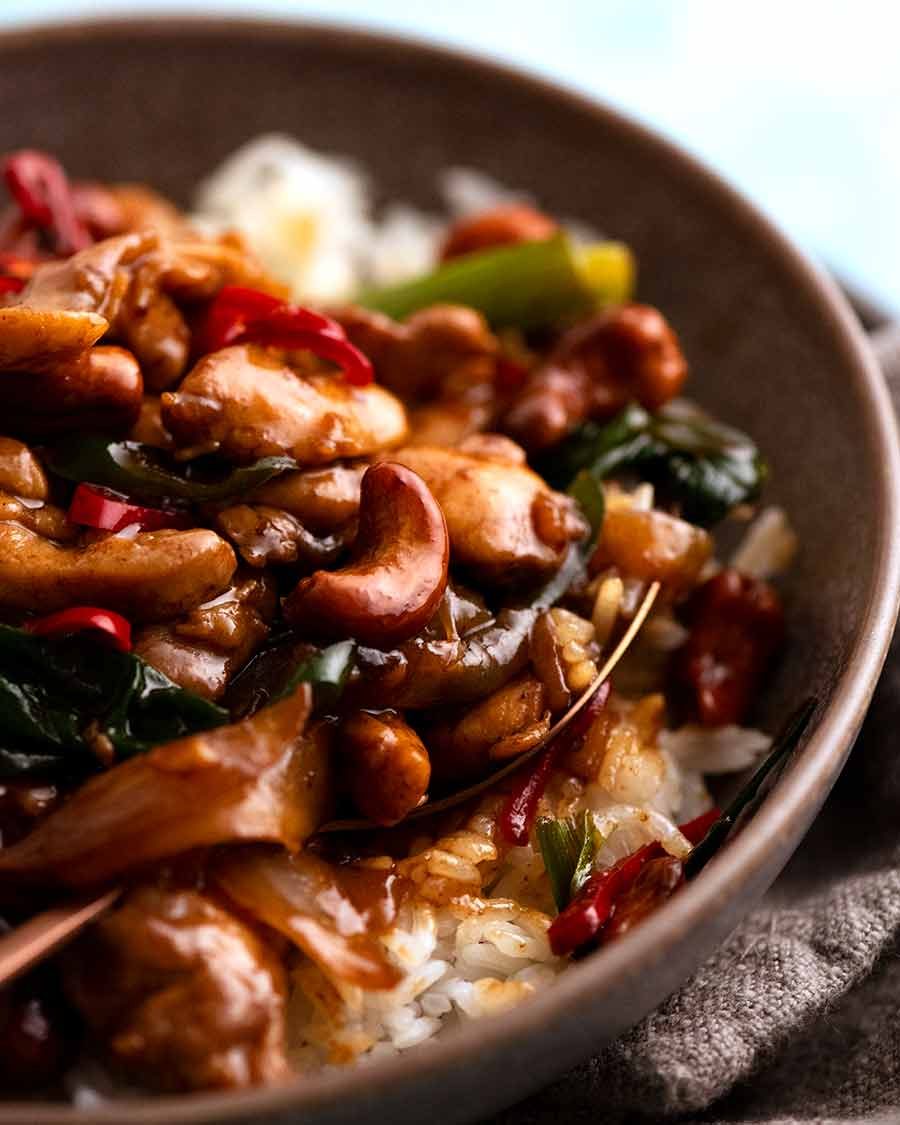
(1, 0, 898, 316)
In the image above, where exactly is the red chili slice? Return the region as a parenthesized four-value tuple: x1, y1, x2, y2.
(2, 150, 91, 256)
(67, 483, 189, 534)
(194, 285, 374, 386)
(0, 277, 24, 295)
(25, 607, 132, 653)
(547, 806, 721, 956)
(500, 681, 611, 846)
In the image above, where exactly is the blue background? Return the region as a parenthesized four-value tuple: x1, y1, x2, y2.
(2, 1, 897, 314)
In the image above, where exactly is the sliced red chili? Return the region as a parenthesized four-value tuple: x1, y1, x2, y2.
(547, 806, 721, 956)
(500, 681, 611, 846)
(67, 483, 189, 534)
(0, 277, 24, 295)
(2, 150, 90, 256)
(195, 285, 374, 386)
(25, 607, 132, 653)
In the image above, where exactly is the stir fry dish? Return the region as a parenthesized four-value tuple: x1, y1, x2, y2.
(0, 140, 796, 1098)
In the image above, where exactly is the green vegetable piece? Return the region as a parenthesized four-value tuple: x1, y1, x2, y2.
(571, 810, 603, 897)
(0, 625, 227, 778)
(46, 436, 295, 505)
(537, 809, 601, 911)
(546, 399, 768, 527)
(683, 697, 817, 880)
(537, 815, 583, 911)
(226, 638, 357, 720)
(567, 470, 605, 541)
(356, 235, 634, 330)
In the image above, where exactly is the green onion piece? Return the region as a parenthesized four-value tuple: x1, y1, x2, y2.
(571, 811, 602, 897)
(356, 235, 634, 330)
(537, 810, 601, 911)
(537, 815, 583, 911)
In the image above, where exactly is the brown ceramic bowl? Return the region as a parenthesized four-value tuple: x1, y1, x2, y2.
(0, 17, 898, 1125)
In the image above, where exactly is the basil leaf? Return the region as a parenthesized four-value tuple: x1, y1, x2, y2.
(568, 470, 605, 541)
(546, 400, 767, 527)
(226, 638, 356, 720)
(0, 625, 227, 778)
(46, 436, 295, 505)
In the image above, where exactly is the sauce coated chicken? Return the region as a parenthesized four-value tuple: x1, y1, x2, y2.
(0, 149, 782, 1098)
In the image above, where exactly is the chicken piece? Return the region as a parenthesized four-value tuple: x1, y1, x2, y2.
(248, 463, 366, 533)
(427, 675, 550, 784)
(64, 886, 288, 1092)
(215, 504, 348, 570)
(0, 524, 236, 622)
(0, 438, 48, 500)
(162, 344, 409, 465)
(406, 396, 496, 447)
(0, 493, 76, 541)
(0, 683, 326, 888)
(134, 573, 277, 700)
(388, 443, 587, 586)
(0, 232, 154, 371)
(337, 304, 497, 403)
(128, 396, 173, 448)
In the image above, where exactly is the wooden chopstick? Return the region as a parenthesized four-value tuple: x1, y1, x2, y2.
(0, 888, 120, 987)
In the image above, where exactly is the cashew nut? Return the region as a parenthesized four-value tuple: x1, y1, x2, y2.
(0, 523, 236, 621)
(284, 462, 449, 646)
(161, 344, 409, 465)
(339, 709, 431, 825)
(1, 346, 143, 437)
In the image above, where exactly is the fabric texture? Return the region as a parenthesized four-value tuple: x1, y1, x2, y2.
(494, 320, 900, 1125)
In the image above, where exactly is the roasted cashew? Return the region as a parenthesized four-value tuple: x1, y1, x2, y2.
(1, 346, 142, 437)
(339, 709, 431, 825)
(0, 524, 236, 621)
(161, 344, 408, 464)
(284, 462, 449, 646)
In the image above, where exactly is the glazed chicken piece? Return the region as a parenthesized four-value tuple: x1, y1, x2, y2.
(134, 572, 277, 700)
(0, 524, 236, 622)
(389, 441, 586, 586)
(0, 229, 281, 392)
(64, 885, 289, 1092)
(426, 674, 550, 785)
(337, 304, 497, 403)
(0, 437, 49, 500)
(247, 463, 366, 532)
(0, 684, 325, 888)
(162, 344, 409, 464)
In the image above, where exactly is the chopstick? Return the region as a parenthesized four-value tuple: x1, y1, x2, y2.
(0, 888, 120, 987)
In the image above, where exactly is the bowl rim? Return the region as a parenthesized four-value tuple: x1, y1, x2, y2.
(1, 14, 899, 1123)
